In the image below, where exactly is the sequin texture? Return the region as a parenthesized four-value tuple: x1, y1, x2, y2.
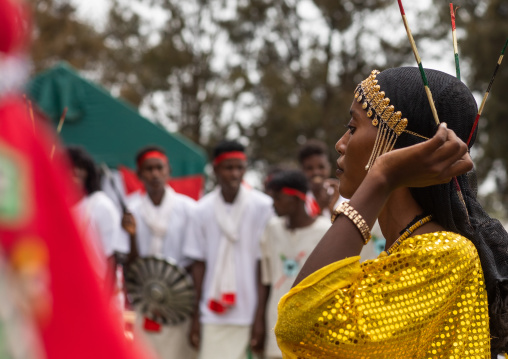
(275, 232, 490, 358)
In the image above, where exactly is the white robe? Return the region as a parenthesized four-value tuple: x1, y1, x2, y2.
(115, 187, 197, 359)
(183, 186, 274, 326)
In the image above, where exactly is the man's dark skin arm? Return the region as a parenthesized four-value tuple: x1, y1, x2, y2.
(189, 260, 205, 349)
(251, 261, 270, 354)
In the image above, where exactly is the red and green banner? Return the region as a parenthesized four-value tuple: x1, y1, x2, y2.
(0, 95, 151, 358)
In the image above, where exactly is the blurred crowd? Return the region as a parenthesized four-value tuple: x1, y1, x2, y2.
(67, 138, 385, 359)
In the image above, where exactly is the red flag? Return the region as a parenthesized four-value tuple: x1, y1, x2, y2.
(0, 0, 150, 356)
(118, 165, 203, 200)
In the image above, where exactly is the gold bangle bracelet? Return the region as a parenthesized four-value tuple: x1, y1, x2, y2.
(331, 202, 372, 245)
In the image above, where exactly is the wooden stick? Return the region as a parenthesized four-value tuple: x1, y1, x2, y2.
(23, 94, 36, 134)
(397, 1, 469, 208)
(466, 39, 508, 146)
(450, 3, 461, 80)
(50, 107, 68, 159)
(56, 107, 67, 134)
(397, 0, 440, 125)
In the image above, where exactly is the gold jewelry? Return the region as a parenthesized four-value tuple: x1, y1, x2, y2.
(331, 202, 372, 245)
(386, 214, 433, 255)
(403, 130, 429, 140)
(355, 70, 408, 171)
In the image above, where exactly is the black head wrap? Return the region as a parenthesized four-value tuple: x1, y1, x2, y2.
(372, 67, 508, 355)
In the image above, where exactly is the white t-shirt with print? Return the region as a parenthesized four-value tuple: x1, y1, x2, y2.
(260, 215, 331, 358)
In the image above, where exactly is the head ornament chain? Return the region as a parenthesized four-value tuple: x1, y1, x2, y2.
(354, 70, 409, 170)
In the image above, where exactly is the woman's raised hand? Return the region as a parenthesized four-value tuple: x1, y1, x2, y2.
(372, 123, 473, 191)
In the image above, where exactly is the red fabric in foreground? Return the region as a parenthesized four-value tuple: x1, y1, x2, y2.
(0, 0, 28, 54)
(118, 166, 204, 200)
(0, 96, 150, 359)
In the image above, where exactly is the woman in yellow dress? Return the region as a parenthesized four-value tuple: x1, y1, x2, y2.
(275, 67, 508, 359)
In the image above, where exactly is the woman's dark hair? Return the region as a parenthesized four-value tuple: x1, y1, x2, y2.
(266, 169, 309, 195)
(67, 146, 101, 195)
(213, 140, 245, 159)
(376, 67, 508, 354)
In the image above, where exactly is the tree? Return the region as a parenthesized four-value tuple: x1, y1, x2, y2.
(206, 0, 417, 165)
(30, 0, 107, 74)
(30, 0, 439, 171)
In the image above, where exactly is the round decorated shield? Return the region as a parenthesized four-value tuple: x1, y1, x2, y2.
(124, 257, 195, 326)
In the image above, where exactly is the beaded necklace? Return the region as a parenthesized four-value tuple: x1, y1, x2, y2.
(386, 214, 433, 255)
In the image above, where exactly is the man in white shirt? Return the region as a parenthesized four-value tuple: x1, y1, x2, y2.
(183, 141, 273, 359)
(118, 146, 197, 359)
(257, 170, 330, 359)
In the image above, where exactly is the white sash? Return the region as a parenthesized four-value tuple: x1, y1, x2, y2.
(208, 185, 250, 312)
(139, 187, 175, 257)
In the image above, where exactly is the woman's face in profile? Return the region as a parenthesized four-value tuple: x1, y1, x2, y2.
(334, 100, 378, 199)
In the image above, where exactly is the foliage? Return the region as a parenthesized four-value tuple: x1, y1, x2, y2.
(29, 0, 421, 161)
(31, 0, 107, 73)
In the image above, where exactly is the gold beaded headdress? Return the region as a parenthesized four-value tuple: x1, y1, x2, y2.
(355, 70, 409, 170)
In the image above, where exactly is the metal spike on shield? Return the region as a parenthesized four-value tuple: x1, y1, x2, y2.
(124, 257, 195, 326)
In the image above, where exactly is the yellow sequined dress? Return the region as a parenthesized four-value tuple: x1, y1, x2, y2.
(275, 231, 490, 358)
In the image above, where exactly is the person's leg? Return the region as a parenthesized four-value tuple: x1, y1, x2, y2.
(135, 315, 197, 359)
(158, 318, 197, 359)
(199, 323, 250, 359)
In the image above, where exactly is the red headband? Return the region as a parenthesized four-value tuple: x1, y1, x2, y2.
(281, 187, 307, 201)
(213, 151, 247, 166)
(137, 151, 168, 168)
